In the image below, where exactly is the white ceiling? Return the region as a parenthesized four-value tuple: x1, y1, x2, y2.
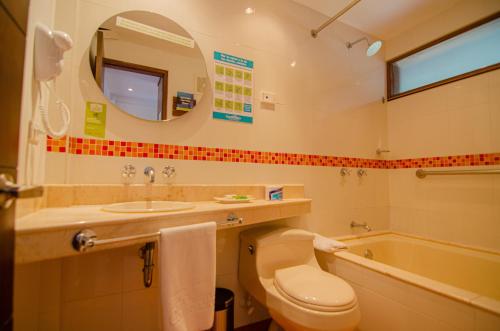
(292, 0, 461, 39)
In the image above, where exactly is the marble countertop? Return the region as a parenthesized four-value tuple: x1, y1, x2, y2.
(15, 198, 312, 263)
(16, 199, 311, 234)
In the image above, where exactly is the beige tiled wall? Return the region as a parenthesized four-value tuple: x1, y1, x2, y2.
(15, 222, 294, 331)
(387, 71, 500, 159)
(385, 0, 500, 251)
(386, 71, 500, 251)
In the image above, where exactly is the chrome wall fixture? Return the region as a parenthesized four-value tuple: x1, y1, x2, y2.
(121, 164, 136, 181)
(376, 148, 390, 155)
(144, 166, 156, 183)
(346, 37, 382, 56)
(72, 213, 244, 252)
(416, 168, 500, 178)
(350, 221, 372, 232)
(72, 213, 244, 287)
(310, 0, 383, 57)
(357, 168, 367, 177)
(340, 168, 351, 177)
(162, 165, 176, 178)
(310, 0, 361, 38)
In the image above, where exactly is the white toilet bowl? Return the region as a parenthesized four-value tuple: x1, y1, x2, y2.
(238, 226, 360, 331)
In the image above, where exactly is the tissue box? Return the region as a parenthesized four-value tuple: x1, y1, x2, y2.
(265, 185, 283, 201)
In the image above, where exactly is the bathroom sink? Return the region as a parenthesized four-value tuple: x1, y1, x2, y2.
(102, 201, 195, 213)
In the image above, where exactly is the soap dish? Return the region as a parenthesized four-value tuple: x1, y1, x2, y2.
(214, 195, 255, 203)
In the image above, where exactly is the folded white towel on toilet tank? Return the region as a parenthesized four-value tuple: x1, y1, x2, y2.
(313, 234, 348, 252)
(160, 222, 216, 331)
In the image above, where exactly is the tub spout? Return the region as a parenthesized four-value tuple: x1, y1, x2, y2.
(350, 221, 372, 232)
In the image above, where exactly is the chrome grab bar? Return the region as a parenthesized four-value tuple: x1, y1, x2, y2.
(416, 168, 500, 178)
(72, 213, 244, 252)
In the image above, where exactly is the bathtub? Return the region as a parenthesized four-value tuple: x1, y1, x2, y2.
(315, 232, 500, 331)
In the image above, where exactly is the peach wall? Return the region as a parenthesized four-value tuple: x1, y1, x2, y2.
(47, 0, 385, 158)
(44, 0, 390, 234)
(17, 0, 56, 186)
(15, 0, 500, 330)
(15, 0, 389, 330)
(386, 0, 500, 251)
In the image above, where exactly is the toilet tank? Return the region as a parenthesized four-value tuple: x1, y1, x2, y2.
(238, 226, 317, 304)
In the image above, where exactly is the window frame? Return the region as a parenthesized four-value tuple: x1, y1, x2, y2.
(386, 11, 500, 101)
(102, 58, 169, 120)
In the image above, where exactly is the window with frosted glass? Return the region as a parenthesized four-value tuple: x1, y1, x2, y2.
(387, 14, 500, 100)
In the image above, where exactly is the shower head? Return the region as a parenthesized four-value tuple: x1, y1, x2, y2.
(346, 37, 382, 57)
(366, 40, 382, 56)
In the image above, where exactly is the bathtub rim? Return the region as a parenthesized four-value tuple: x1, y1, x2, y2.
(318, 231, 500, 316)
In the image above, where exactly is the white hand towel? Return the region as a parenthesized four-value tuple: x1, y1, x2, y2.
(160, 222, 216, 331)
(313, 234, 347, 253)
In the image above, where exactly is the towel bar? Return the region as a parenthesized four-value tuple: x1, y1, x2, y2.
(72, 213, 243, 252)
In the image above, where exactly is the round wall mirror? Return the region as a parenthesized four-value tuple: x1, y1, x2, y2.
(89, 11, 208, 122)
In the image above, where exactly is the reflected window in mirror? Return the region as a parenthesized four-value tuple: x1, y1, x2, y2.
(102, 59, 168, 121)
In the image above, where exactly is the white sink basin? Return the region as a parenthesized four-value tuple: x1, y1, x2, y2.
(102, 201, 195, 213)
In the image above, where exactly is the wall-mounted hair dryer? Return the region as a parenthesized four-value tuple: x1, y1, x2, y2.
(33, 23, 73, 139)
(34, 23, 73, 81)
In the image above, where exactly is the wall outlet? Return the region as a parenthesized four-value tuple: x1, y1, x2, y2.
(260, 91, 276, 104)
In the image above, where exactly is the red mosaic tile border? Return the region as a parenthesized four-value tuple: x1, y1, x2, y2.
(386, 154, 500, 168)
(46, 136, 500, 169)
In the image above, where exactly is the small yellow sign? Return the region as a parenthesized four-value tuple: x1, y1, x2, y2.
(84, 102, 106, 138)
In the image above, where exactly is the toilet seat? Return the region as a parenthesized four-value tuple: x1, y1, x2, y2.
(274, 265, 357, 312)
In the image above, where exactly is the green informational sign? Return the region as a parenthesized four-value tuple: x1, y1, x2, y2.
(213, 51, 254, 124)
(84, 102, 106, 138)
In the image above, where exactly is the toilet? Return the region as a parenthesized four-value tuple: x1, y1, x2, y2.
(238, 226, 360, 331)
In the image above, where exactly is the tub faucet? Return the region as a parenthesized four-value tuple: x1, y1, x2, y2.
(350, 221, 372, 232)
(144, 167, 155, 184)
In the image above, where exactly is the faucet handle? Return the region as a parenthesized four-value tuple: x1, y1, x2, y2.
(121, 164, 136, 181)
(162, 165, 176, 179)
(340, 168, 351, 177)
(357, 168, 367, 177)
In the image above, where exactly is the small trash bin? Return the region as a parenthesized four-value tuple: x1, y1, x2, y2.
(211, 288, 234, 331)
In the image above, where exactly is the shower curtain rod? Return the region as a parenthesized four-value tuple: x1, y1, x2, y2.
(311, 0, 361, 38)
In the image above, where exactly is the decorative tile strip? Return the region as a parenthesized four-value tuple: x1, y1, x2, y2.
(46, 135, 67, 153)
(386, 153, 500, 168)
(46, 136, 500, 169)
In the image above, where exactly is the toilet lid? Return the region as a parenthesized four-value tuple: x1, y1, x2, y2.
(274, 265, 357, 312)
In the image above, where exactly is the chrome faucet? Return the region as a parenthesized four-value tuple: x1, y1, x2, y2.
(144, 167, 155, 184)
(350, 221, 372, 232)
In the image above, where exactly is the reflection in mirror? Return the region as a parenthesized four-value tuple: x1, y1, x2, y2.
(89, 11, 208, 122)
